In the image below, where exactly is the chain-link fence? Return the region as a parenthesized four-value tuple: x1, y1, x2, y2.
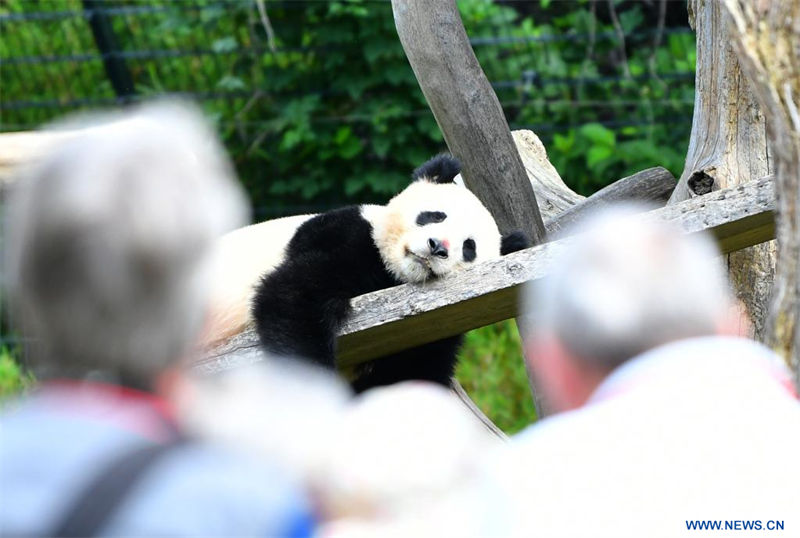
(2, 1, 694, 131)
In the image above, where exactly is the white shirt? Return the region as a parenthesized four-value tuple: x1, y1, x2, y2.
(487, 337, 800, 538)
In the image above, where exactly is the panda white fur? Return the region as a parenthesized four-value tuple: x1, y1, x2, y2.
(252, 155, 528, 393)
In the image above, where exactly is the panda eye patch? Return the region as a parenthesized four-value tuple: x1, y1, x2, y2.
(416, 211, 447, 226)
(463, 239, 476, 262)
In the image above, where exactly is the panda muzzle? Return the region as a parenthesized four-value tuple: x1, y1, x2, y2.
(427, 238, 448, 258)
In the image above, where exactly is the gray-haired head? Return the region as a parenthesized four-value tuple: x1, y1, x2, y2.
(3, 101, 248, 387)
(522, 204, 731, 371)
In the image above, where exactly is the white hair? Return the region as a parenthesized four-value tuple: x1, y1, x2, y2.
(522, 204, 732, 370)
(3, 101, 248, 385)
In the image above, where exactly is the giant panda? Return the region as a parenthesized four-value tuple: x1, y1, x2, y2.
(252, 155, 528, 393)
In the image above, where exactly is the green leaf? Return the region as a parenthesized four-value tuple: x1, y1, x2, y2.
(211, 36, 238, 53)
(553, 132, 574, 153)
(587, 145, 614, 168)
(279, 129, 303, 152)
(333, 126, 353, 145)
(372, 136, 392, 158)
(339, 136, 363, 160)
(580, 123, 616, 147)
(345, 176, 366, 196)
(216, 75, 246, 91)
(0, 347, 35, 401)
(301, 181, 322, 199)
(618, 6, 644, 34)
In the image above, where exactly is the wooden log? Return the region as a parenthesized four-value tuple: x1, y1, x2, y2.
(198, 176, 775, 373)
(512, 129, 677, 236)
(338, 176, 774, 366)
(391, 0, 546, 245)
(668, 0, 775, 341)
(512, 129, 583, 222)
(547, 166, 676, 236)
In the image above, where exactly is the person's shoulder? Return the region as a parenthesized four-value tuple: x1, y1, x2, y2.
(512, 402, 614, 447)
(487, 401, 634, 492)
(115, 441, 315, 537)
(488, 410, 598, 477)
(159, 441, 310, 505)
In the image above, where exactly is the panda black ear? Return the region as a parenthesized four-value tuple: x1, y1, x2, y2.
(501, 231, 530, 255)
(412, 154, 461, 184)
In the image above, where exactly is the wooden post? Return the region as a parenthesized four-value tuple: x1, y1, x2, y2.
(391, 0, 548, 418)
(668, 0, 775, 340)
(390, 0, 546, 245)
(722, 0, 800, 385)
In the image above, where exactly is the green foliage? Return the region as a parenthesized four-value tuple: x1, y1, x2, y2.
(0, 347, 34, 402)
(222, 0, 442, 207)
(466, 1, 695, 194)
(2, 0, 695, 206)
(456, 320, 537, 434)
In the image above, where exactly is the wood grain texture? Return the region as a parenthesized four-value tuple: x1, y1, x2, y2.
(511, 129, 583, 222)
(723, 0, 800, 383)
(670, 0, 776, 341)
(391, 0, 546, 245)
(198, 176, 775, 372)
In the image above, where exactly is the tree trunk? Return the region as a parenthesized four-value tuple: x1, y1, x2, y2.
(390, 0, 546, 245)
(722, 0, 800, 385)
(670, 0, 775, 340)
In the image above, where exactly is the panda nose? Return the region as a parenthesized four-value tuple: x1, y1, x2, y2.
(428, 238, 449, 258)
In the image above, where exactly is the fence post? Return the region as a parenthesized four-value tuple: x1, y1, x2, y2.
(82, 0, 135, 101)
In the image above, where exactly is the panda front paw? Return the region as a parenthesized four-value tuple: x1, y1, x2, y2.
(500, 231, 530, 255)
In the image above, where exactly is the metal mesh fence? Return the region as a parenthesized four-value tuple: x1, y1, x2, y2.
(1, 0, 695, 131)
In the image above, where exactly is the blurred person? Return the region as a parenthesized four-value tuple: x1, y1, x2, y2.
(0, 102, 315, 537)
(489, 206, 800, 537)
(313, 382, 501, 538)
(184, 371, 502, 538)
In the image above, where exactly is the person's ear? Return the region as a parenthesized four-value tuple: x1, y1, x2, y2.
(524, 332, 606, 414)
(716, 299, 754, 338)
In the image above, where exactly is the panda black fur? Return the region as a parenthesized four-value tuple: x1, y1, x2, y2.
(252, 155, 528, 393)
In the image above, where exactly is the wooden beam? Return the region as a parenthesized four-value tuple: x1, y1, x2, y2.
(667, 0, 775, 342)
(198, 176, 775, 374)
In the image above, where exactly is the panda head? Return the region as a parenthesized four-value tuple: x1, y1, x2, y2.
(365, 155, 529, 283)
